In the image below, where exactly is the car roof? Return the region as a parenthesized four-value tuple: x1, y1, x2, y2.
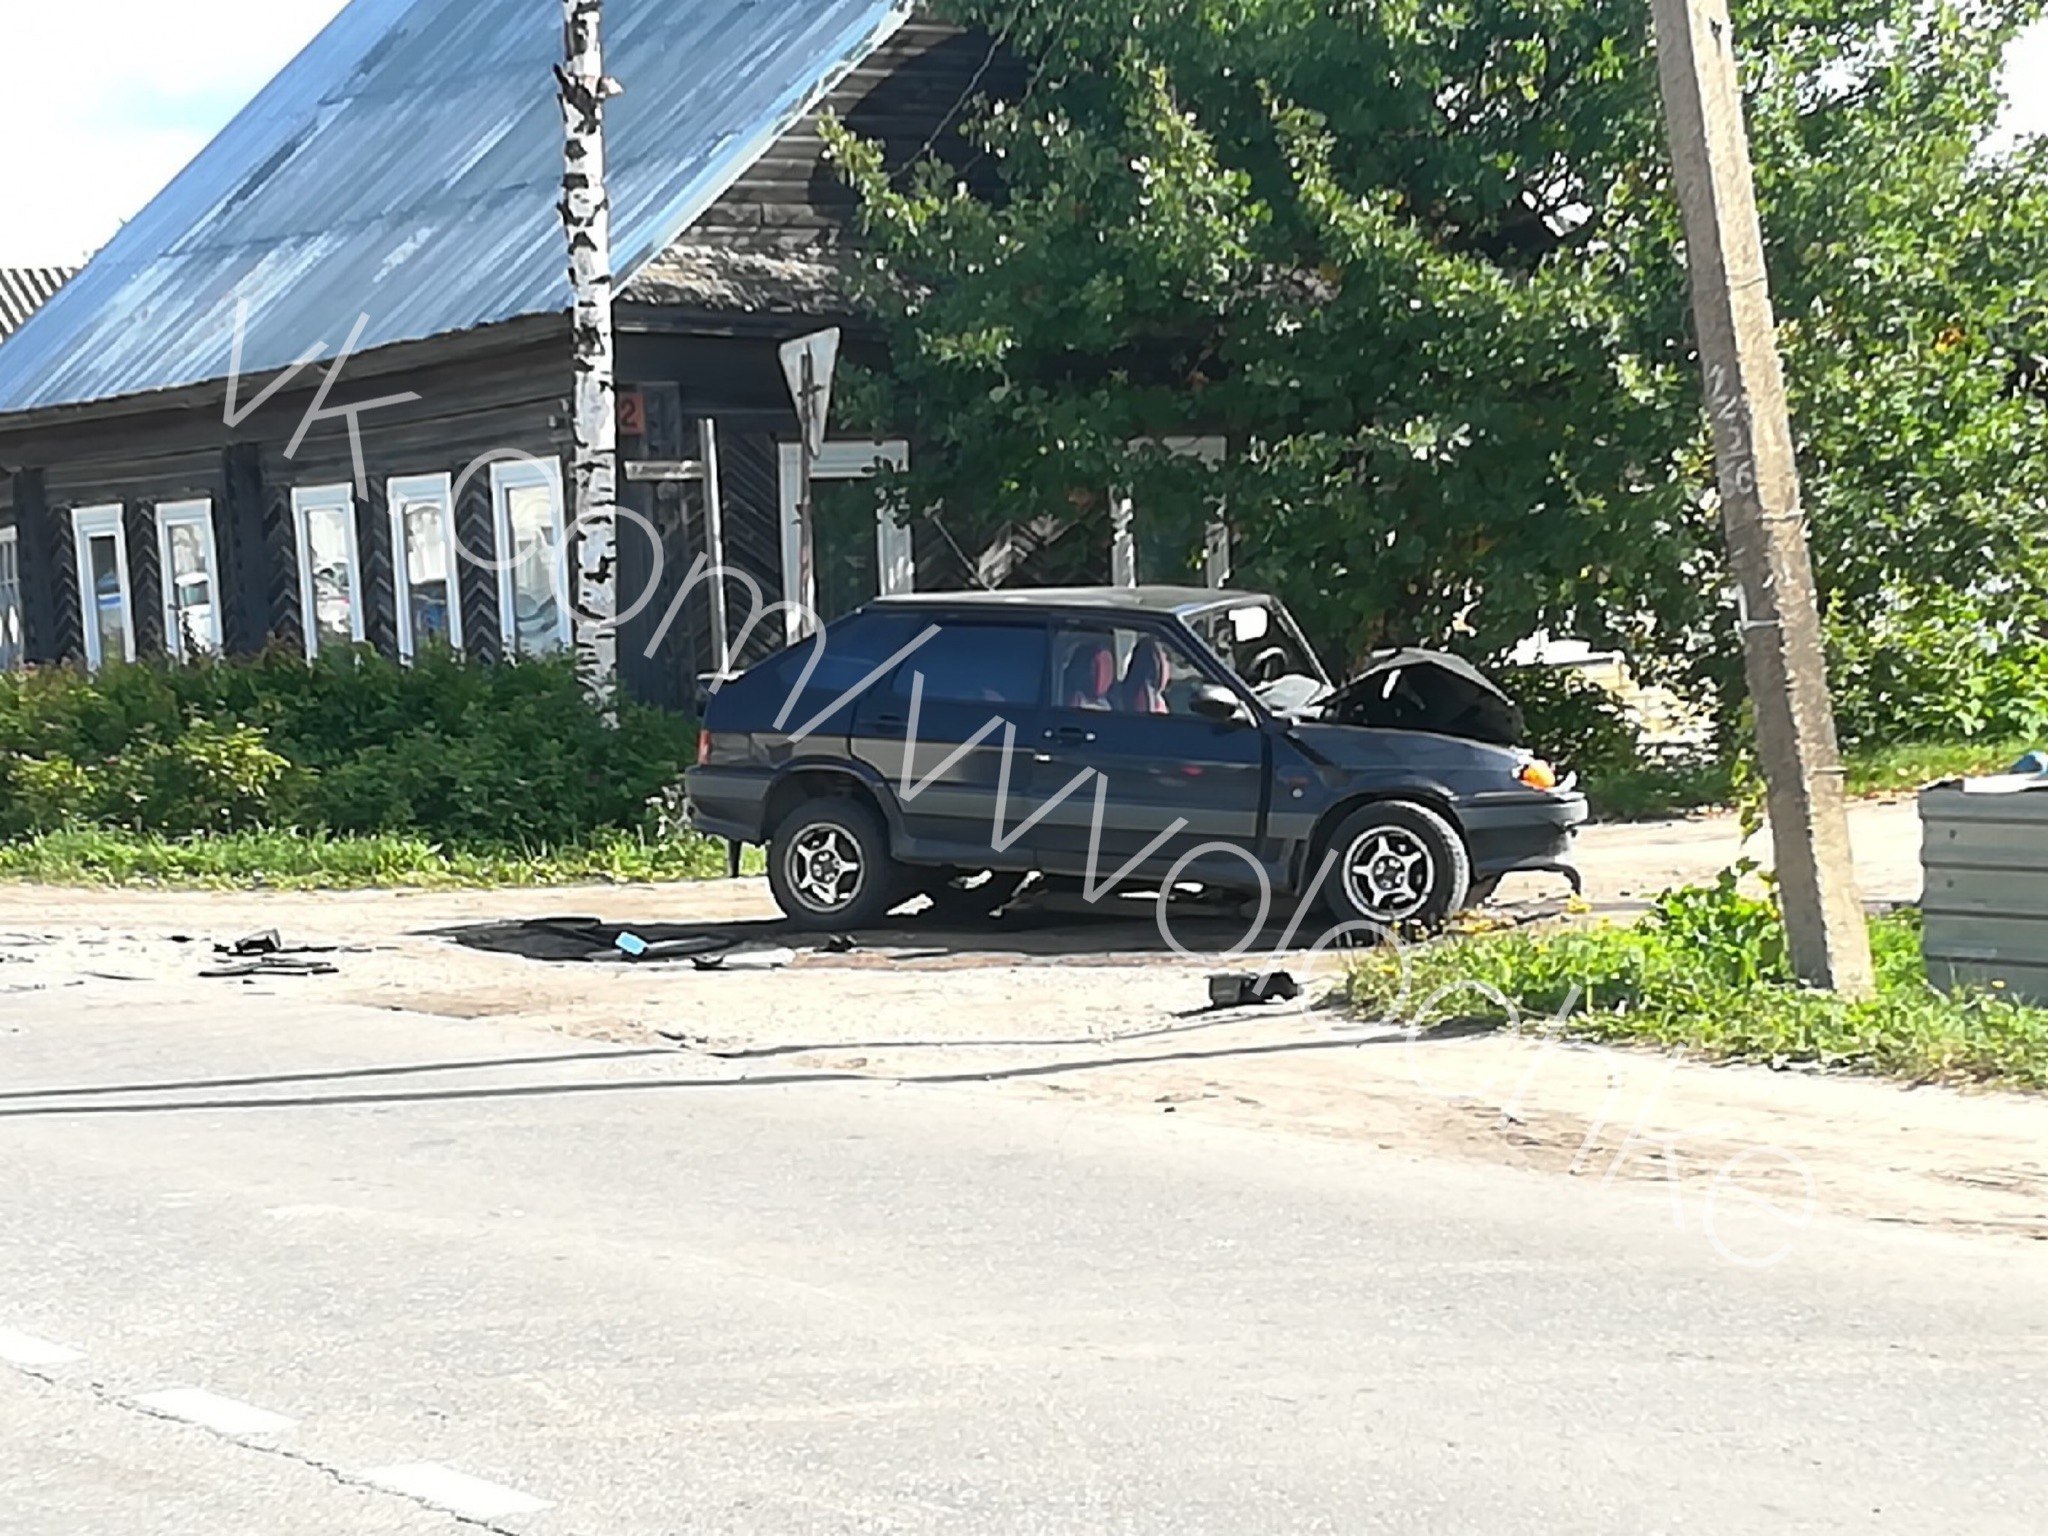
(866, 585, 1263, 619)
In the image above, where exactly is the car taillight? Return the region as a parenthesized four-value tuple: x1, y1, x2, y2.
(697, 730, 712, 766)
(1518, 758, 1559, 791)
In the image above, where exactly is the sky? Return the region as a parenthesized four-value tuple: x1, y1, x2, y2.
(1, 0, 2046, 268)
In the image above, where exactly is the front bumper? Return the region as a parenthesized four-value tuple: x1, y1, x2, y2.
(1458, 789, 1589, 880)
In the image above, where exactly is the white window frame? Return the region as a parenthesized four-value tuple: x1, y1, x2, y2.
(387, 472, 462, 660)
(489, 457, 569, 654)
(154, 498, 223, 661)
(0, 525, 22, 672)
(1119, 436, 1230, 588)
(292, 484, 365, 658)
(70, 504, 135, 669)
(777, 438, 912, 645)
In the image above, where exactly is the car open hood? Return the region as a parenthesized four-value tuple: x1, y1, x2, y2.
(1320, 648, 1527, 747)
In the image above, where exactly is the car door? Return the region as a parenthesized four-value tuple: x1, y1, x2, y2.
(1026, 618, 1271, 885)
(850, 616, 1052, 864)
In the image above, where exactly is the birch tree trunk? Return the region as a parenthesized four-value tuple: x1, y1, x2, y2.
(558, 0, 619, 706)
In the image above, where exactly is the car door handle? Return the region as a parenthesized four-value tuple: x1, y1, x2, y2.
(1045, 726, 1097, 745)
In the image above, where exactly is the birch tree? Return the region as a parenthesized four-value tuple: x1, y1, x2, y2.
(558, 0, 619, 704)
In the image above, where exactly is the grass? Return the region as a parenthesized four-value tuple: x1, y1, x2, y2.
(1582, 734, 2038, 821)
(1348, 874, 2048, 1089)
(1842, 735, 2038, 798)
(0, 827, 760, 890)
(1581, 758, 1735, 821)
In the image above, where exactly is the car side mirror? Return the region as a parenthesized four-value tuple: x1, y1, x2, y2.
(1191, 683, 1249, 724)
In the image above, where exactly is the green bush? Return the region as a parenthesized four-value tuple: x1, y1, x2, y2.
(0, 648, 697, 848)
(1826, 584, 2048, 749)
(1497, 664, 1647, 779)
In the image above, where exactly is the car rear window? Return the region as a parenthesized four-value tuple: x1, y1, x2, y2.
(713, 611, 928, 725)
(890, 622, 1049, 706)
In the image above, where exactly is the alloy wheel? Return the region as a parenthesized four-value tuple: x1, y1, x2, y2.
(787, 823, 866, 913)
(1341, 826, 1437, 921)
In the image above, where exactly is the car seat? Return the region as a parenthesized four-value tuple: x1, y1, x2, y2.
(1062, 639, 1115, 709)
(1120, 638, 1171, 715)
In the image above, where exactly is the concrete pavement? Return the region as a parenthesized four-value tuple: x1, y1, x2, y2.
(2, 987, 2045, 1533)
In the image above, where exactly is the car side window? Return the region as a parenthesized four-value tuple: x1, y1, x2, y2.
(890, 622, 1049, 706)
(1053, 623, 1210, 716)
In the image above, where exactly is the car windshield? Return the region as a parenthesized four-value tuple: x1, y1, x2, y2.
(1187, 597, 1332, 713)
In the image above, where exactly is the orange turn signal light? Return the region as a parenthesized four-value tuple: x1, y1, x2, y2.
(1517, 759, 1558, 791)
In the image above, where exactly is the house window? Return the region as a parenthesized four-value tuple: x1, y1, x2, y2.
(0, 526, 22, 672)
(777, 439, 912, 645)
(387, 473, 461, 658)
(292, 484, 363, 657)
(155, 499, 223, 660)
(490, 458, 567, 656)
(0, 526, 22, 671)
(71, 505, 134, 669)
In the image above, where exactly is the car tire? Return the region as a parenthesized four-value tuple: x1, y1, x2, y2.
(767, 797, 901, 931)
(919, 868, 1028, 923)
(1319, 800, 1471, 933)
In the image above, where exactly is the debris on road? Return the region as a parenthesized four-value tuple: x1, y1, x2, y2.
(1207, 971, 1302, 1008)
(201, 930, 350, 980)
(689, 947, 797, 972)
(200, 956, 341, 980)
(447, 916, 745, 965)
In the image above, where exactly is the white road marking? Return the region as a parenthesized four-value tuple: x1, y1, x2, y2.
(130, 1387, 297, 1437)
(0, 1328, 83, 1368)
(361, 1463, 550, 1520)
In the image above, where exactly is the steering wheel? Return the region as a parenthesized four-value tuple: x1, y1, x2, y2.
(1248, 644, 1291, 684)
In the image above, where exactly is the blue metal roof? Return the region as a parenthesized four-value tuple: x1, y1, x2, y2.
(0, 0, 908, 415)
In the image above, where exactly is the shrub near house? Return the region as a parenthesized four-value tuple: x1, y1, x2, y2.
(0, 650, 697, 851)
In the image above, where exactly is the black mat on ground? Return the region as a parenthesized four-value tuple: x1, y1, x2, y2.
(439, 917, 761, 963)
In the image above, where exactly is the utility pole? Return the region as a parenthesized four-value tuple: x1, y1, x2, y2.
(558, 0, 620, 703)
(1651, 0, 1875, 996)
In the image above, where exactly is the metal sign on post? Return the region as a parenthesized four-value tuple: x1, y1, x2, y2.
(779, 328, 841, 634)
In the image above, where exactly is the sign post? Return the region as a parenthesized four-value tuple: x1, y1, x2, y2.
(779, 328, 840, 634)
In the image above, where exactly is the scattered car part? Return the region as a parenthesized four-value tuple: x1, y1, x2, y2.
(918, 868, 1029, 923)
(689, 947, 798, 972)
(1207, 971, 1302, 1007)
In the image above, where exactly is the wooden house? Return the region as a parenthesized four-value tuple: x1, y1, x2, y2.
(0, 1, 1129, 708)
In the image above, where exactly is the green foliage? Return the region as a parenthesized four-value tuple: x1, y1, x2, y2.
(826, 0, 2048, 731)
(1579, 758, 1734, 821)
(0, 826, 749, 890)
(1826, 583, 2048, 747)
(1500, 665, 1646, 778)
(2, 719, 292, 835)
(0, 650, 699, 852)
(1349, 878, 2048, 1087)
(1648, 861, 1786, 985)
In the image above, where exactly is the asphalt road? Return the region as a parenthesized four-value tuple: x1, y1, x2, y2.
(2, 987, 2044, 1534)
